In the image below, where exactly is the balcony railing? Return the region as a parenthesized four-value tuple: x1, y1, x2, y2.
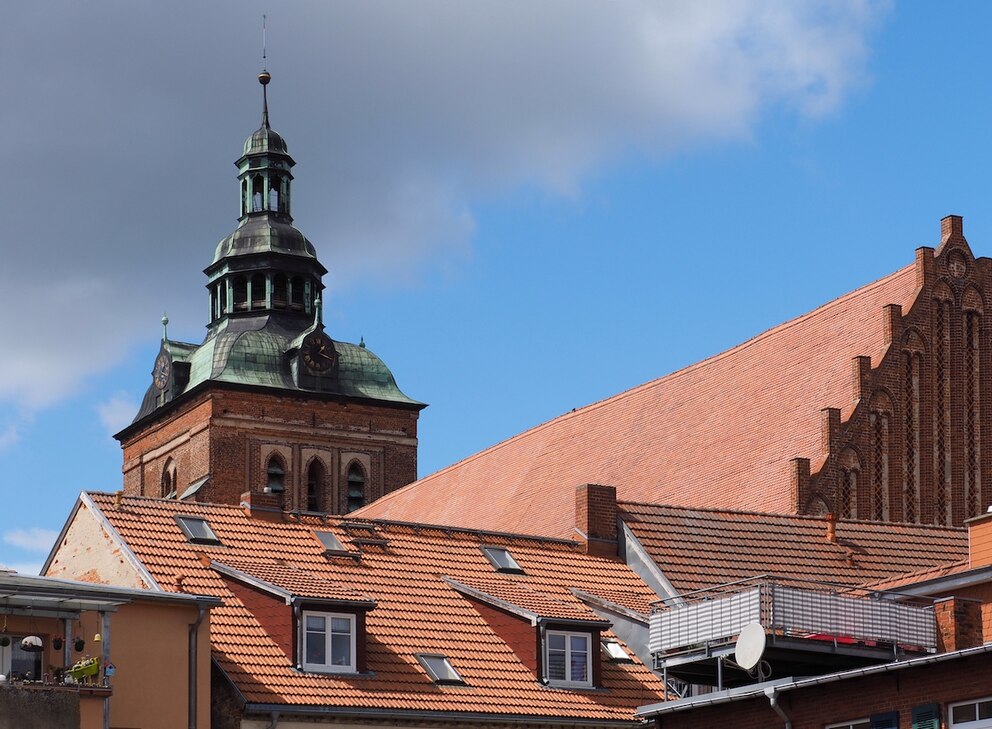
(649, 577, 937, 656)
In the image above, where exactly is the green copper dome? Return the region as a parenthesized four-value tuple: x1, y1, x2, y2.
(211, 216, 321, 268)
(243, 125, 288, 156)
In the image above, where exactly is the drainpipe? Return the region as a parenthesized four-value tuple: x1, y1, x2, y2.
(765, 687, 793, 729)
(188, 605, 206, 729)
(264, 712, 280, 729)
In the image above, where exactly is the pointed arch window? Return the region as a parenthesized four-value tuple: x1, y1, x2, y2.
(306, 459, 326, 513)
(241, 179, 249, 217)
(161, 459, 178, 499)
(346, 462, 366, 513)
(268, 177, 280, 211)
(265, 455, 286, 494)
(252, 173, 264, 211)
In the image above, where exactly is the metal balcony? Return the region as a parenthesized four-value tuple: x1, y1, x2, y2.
(649, 577, 937, 688)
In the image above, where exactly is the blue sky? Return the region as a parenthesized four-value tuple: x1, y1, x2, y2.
(3, 1, 992, 572)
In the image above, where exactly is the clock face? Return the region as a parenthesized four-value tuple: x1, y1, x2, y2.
(301, 333, 336, 373)
(153, 353, 171, 390)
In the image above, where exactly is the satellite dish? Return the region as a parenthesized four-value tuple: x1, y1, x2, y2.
(734, 622, 766, 671)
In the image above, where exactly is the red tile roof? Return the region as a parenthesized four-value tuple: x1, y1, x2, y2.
(84, 493, 667, 720)
(864, 559, 973, 592)
(212, 558, 375, 604)
(619, 502, 967, 595)
(443, 575, 608, 623)
(356, 266, 920, 538)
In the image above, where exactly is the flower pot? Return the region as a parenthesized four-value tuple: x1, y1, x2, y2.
(73, 638, 85, 652)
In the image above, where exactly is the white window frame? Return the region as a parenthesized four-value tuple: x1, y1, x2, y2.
(301, 610, 356, 674)
(950, 696, 992, 728)
(545, 630, 592, 688)
(825, 721, 870, 729)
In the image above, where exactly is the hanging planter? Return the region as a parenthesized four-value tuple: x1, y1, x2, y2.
(20, 636, 43, 653)
(73, 638, 85, 653)
(52, 637, 63, 651)
(0, 636, 9, 648)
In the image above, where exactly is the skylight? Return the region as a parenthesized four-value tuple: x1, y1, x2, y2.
(481, 546, 524, 574)
(315, 530, 345, 552)
(601, 639, 632, 662)
(175, 516, 222, 546)
(416, 653, 466, 685)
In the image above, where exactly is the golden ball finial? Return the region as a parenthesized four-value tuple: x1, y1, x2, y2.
(258, 69, 271, 86)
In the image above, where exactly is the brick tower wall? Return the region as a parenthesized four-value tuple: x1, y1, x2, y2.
(119, 386, 419, 512)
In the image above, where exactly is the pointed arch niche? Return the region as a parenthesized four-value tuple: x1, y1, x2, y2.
(305, 458, 327, 513)
(932, 282, 953, 526)
(161, 458, 178, 499)
(869, 391, 893, 521)
(963, 286, 984, 520)
(901, 329, 926, 524)
(837, 448, 862, 520)
(345, 461, 367, 513)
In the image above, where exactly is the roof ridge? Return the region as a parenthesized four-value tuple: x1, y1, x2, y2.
(618, 500, 967, 532)
(370, 264, 918, 503)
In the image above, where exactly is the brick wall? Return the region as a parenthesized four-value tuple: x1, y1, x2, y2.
(806, 217, 992, 527)
(575, 484, 619, 557)
(119, 385, 420, 512)
(934, 596, 984, 651)
(656, 650, 992, 729)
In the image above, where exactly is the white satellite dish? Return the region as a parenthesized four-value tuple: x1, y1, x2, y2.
(734, 622, 767, 671)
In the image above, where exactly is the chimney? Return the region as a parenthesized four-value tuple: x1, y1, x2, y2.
(965, 508, 992, 568)
(575, 484, 618, 557)
(934, 596, 983, 652)
(241, 490, 285, 522)
(825, 513, 837, 543)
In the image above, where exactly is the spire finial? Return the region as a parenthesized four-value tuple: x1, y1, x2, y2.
(359, 336, 366, 349)
(314, 294, 323, 328)
(161, 313, 170, 342)
(258, 15, 271, 127)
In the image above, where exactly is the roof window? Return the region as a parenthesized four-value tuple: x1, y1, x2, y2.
(175, 516, 222, 546)
(481, 546, 524, 574)
(416, 653, 465, 685)
(601, 639, 632, 662)
(315, 530, 345, 552)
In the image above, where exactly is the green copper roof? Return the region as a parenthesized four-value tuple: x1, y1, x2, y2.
(210, 217, 322, 269)
(243, 125, 288, 156)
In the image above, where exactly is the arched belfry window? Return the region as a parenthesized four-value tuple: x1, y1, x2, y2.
(161, 458, 177, 499)
(252, 173, 264, 212)
(346, 462, 366, 513)
(268, 177, 280, 211)
(233, 276, 248, 312)
(306, 459, 326, 512)
(265, 455, 286, 494)
(250, 273, 266, 310)
(272, 274, 288, 309)
(241, 179, 249, 217)
(290, 277, 304, 312)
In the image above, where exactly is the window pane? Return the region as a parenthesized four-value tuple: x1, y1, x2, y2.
(306, 615, 326, 632)
(569, 651, 588, 682)
(980, 701, 992, 720)
(547, 646, 566, 680)
(330, 633, 351, 666)
(306, 631, 326, 665)
(548, 633, 565, 650)
(331, 617, 351, 634)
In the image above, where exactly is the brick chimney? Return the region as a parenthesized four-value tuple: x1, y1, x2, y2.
(966, 509, 992, 568)
(575, 484, 618, 557)
(241, 490, 285, 522)
(934, 596, 983, 652)
(825, 513, 837, 543)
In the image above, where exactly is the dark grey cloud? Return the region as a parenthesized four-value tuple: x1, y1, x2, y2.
(0, 0, 885, 410)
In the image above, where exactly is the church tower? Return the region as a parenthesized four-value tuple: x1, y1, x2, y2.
(116, 70, 425, 512)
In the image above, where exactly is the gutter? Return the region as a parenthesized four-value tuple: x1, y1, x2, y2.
(243, 704, 640, 726)
(188, 605, 206, 729)
(636, 643, 992, 719)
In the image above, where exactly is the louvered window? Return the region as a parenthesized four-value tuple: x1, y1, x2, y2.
(870, 711, 899, 729)
(912, 704, 940, 729)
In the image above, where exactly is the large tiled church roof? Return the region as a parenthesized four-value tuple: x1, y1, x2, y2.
(358, 264, 920, 539)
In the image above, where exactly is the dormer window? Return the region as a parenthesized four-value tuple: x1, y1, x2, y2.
(416, 653, 466, 685)
(481, 546, 524, 574)
(302, 611, 356, 673)
(175, 516, 222, 546)
(545, 630, 591, 687)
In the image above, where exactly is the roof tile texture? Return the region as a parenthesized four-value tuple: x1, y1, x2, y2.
(89, 493, 666, 719)
(620, 502, 968, 595)
(356, 266, 920, 538)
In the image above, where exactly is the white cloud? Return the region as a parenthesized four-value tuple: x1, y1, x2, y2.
(3, 528, 60, 553)
(0, 425, 19, 453)
(96, 392, 139, 437)
(0, 0, 888, 415)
